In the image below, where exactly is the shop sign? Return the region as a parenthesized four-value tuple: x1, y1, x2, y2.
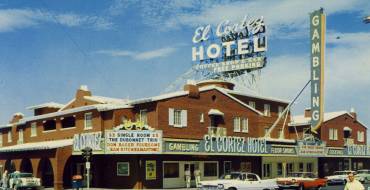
(192, 16, 267, 74)
(346, 145, 370, 156)
(73, 132, 103, 152)
(165, 141, 200, 153)
(310, 8, 326, 133)
(297, 140, 326, 157)
(105, 130, 162, 154)
(145, 160, 156, 180)
(327, 148, 345, 156)
(202, 135, 268, 154)
(270, 146, 296, 155)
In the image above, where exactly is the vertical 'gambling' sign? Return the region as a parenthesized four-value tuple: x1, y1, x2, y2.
(310, 8, 325, 132)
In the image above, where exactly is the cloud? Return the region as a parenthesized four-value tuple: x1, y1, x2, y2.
(0, 8, 113, 32)
(114, 0, 369, 39)
(95, 46, 177, 60)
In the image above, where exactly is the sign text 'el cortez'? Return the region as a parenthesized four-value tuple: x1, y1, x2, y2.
(203, 135, 268, 154)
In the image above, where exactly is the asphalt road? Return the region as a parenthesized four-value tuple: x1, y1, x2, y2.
(322, 183, 370, 190)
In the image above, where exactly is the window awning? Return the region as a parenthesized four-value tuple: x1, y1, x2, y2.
(0, 139, 73, 152)
(343, 126, 352, 131)
(208, 109, 224, 116)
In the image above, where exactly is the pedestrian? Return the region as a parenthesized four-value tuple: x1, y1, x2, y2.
(194, 167, 201, 188)
(2, 170, 8, 189)
(185, 167, 191, 188)
(344, 172, 364, 190)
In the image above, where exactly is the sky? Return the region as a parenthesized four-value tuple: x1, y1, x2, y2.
(0, 0, 370, 140)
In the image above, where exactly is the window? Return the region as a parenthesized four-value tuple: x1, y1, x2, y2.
(329, 128, 338, 140)
(204, 162, 218, 177)
(7, 131, 12, 143)
(277, 163, 283, 176)
(117, 162, 129, 176)
(174, 110, 182, 126)
(286, 163, 294, 175)
(168, 108, 187, 127)
(224, 161, 232, 175)
(200, 113, 204, 123)
(299, 163, 304, 172)
(264, 127, 270, 136)
(278, 106, 284, 117)
(43, 120, 56, 131)
(61, 116, 75, 129)
(357, 131, 365, 142)
(18, 129, 23, 144)
(233, 117, 241, 132)
(307, 163, 313, 173)
(264, 104, 271, 116)
(84, 112, 93, 130)
(241, 118, 248, 133)
(263, 163, 272, 178)
(140, 110, 148, 125)
(278, 129, 284, 139)
(0, 134, 2, 147)
(248, 101, 256, 109)
(163, 163, 179, 178)
(31, 122, 37, 137)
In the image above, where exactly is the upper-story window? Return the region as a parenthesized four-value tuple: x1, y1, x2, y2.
(31, 122, 37, 137)
(84, 112, 93, 130)
(43, 120, 56, 131)
(242, 118, 248, 133)
(7, 130, 12, 143)
(357, 131, 365, 142)
(200, 113, 204, 123)
(168, 108, 187, 128)
(62, 116, 76, 129)
(248, 101, 256, 109)
(278, 106, 284, 117)
(329, 128, 338, 140)
(18, 129, 24, 144)
(233, 117, 241, 132)
(140, 109, 148, 125)
(264, 104, 271, 117)
(278, 129, 284, 138)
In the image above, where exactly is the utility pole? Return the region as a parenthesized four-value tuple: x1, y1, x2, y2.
(82, 147, 93, 189)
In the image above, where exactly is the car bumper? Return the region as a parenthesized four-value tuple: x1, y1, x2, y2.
(278, 184, 300, 189)
(327, 179, 345, 184)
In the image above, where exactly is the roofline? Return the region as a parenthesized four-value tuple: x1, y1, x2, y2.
(26, 102, 65, 110)
(0, 124, 12, 129)
(225, 89, 290, 104)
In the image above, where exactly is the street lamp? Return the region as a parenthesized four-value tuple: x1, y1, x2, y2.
(363, 16, 370, 24)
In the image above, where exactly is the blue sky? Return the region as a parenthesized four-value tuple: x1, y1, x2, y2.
(0, 0, 370, 139)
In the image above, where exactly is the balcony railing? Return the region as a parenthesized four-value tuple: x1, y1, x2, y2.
(207, 127, 227, 137)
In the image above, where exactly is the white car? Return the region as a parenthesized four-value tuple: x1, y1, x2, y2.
(356, 169, 370, 183)
(199, 172, 279, 190)
(8, 172, 42, 190)
(325, 170, 355, 185)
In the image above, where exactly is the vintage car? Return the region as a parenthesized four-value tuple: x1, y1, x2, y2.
(276, 172, 327, 190)
(356, 169, 370, 183)
(325, 170, 355, 185)
(199, 172, 279, 190)
(8, 171, 42, 190)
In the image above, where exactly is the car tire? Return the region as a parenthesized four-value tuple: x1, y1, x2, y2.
(227, 187, 237, 190)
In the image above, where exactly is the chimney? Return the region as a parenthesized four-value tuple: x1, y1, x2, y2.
(196, 79, 235, 90)
(10, 112, 24, 124)
(76, 85, 92, 99)
(350, 107, 357, 121)
(184, 80, 199, 98)
(304, 108, 311, 118)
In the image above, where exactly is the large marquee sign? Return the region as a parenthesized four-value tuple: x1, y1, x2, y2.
(310, 8, 326, 132)
(73, 132, 104, 154)
(105, 130, 162, 154)
(192, 16, 267, 75)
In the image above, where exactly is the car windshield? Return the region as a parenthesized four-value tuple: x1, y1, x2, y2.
(18, 173, 33, 178)
(220, 173, 241, 180)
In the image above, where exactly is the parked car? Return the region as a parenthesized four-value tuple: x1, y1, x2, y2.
(325, 170, 355, 185)
(276, 172, 327, 190)
(198, 172, 279, 190)
(8, 171, 42, 190)
(356, 169, 370, 184)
